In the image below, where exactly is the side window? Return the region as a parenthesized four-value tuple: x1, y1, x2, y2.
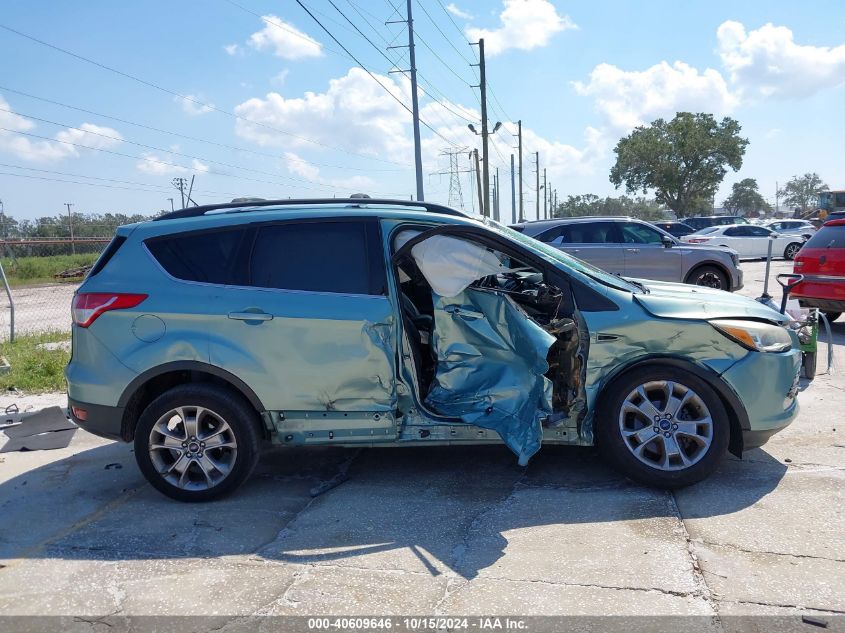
(770, 222, 782, 231)
(565, 222, 619, 244)
(146, 228, 246, 284)
(748, 226, 772, 237)
(723, 227, 744, 237)
(535, 225, 566, 244)
(249, 220, 385, 295)
(620, 222, 663, 244)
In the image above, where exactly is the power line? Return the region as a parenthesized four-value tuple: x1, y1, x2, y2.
(293, 0, 457, 148)
(0, 22, 412, 166)
(415, 0, 476, 67)
(0, 86, 407, 172)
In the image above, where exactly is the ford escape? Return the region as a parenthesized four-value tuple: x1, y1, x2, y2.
(66, 199, 801, 501)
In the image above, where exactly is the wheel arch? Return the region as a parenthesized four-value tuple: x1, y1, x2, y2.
(684, 261, 734, 290)
(593, 355, 748, 458)
(117, 361, 266, 442)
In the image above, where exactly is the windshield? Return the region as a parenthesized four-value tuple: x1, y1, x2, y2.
(480, 217, 639, 293)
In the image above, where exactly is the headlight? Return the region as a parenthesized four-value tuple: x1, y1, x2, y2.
(711, 319, 793, 352)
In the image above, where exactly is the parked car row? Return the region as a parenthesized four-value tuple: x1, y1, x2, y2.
(679, 224, 806, 260)
(510, 217, 742, 290)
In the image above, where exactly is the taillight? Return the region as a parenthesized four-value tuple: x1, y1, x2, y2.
(72, 293, 148, 327)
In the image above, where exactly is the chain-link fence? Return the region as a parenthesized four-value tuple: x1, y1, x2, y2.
(0, 239, 109, 342)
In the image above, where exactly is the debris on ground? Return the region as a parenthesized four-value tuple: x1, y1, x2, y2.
(0, 405, 77, 452)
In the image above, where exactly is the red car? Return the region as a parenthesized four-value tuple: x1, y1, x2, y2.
(791, 219, 845, 322)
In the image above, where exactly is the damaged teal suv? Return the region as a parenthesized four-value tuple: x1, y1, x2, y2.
(66, 199, 801, 501)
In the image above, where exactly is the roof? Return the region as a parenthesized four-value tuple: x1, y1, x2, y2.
(823, 218, 845, 227)
(512, 216, 637, 226)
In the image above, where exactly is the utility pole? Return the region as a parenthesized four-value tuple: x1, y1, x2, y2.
(64, 202, 75, 255)
(494, 167, 501, 221)
(517, 120, 524, 222)
(472, 149, 483, 214)
(406, 0, 423, 201)
(471, 38, 490, 217)
(775, 181, 779, 215)
(534, 152, 540, 220)
(510, 154, 516, 224)
(167, 198, 175, 212)
(492, 171, 498, 222)
(172, 177, 187, 209)
(543, 168, 547, 219)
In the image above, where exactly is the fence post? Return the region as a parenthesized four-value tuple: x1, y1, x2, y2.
(0, 258, 14, 342)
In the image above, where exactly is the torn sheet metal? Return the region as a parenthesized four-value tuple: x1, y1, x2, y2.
(0, 406, 77, 452)
(425, 288, 555, 465)
(397, 232, 513, 297)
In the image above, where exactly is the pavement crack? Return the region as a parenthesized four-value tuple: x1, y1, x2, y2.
(697, 539, 845, 563)
(731, 600, 845, 615)
(477, 574, 704, 599)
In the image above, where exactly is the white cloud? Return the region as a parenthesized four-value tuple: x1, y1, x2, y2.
(765, 127, 781, 139)
(284, 151, 320, 180)
(0, 99, 123, 162)
(223, 43, 242, 56)
(136, 153, 209, 175)
(573, 61, 738, 131)
(247, 14, 322, 60)
(446, 3, 473, 20)
(176, 94, 215, 116)
(466, 0, 576, 56)
(283, 151, 375, 191)
(271, 69, 290, 86)
(234, 67, 414, 163)
(717, 21, 845, 98)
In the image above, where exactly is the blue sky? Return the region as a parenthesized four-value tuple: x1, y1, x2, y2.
(1, 0, 844, 221)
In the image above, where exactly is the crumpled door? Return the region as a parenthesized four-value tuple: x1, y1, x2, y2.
(425, 288, 555, 465)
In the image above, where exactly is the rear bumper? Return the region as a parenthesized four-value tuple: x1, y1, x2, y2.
(796, 298, 845, 313)
(68, 397, 125, 442)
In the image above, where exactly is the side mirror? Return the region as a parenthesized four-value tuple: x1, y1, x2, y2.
(661, 235, 674, 248)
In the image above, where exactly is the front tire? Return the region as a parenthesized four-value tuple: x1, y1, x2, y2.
(134, 384, 261, 502)
(784, 242, 802, 260)
(802, 352, 817, 380)
(685, 265, 728, 290)
(596, 367, 730, 488)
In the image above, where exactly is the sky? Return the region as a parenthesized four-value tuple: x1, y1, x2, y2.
(1, 0, 844, 222)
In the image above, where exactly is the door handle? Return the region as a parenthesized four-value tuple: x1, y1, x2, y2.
(228, 311, 273, 321)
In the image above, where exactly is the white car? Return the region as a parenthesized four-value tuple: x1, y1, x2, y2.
(764, 219, 817, 240)
(680, 224, 806, 260)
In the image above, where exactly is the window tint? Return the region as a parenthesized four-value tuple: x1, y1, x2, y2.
(620, 222, 663, 244)
(805, 225, 845, 249)
(249, 220, 383, 295)
(769, 222, 783, 231)
(147, 228, 246, 284)
(535, 225, 566, 243)
(563, 222, 619, 244)
(723, 227, 744, 236)
(747, 226, 772, 237)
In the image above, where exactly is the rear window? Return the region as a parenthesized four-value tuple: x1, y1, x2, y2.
(249, 220, 384, 295)
(146, 228, 246, 284)
(88, 235, 126, 277)
(804, 225, 845, 249)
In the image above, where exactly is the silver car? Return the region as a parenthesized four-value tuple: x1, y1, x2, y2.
(511, 217, 743, 290)
(764, 219, 816, 240)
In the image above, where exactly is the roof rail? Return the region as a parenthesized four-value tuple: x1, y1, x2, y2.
(153, 198, 468, 221)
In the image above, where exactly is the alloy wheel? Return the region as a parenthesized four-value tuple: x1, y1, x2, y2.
(148, 406, 238, 490)
(694, 272, 723, 289)
(618, 380, 713, 471)
(785, 243, 801, 259)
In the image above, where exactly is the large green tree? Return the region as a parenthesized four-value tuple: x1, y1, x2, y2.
(723, 178, 771, 215)
(610, 112, 748, 217)
(777, 173, 828, 215)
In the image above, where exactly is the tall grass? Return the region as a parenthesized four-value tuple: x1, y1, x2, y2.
(0, 254, 99, 286)
(0, 331, 70, 393)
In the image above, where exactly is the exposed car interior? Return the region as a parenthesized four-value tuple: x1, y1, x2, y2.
(391, 229, 586, 428)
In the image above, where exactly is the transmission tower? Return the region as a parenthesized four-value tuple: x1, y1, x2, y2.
(430, 147, 470, 210)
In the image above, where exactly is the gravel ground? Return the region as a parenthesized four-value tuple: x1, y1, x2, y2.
(0, 259, 842, 630)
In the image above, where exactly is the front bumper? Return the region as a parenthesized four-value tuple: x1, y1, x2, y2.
(720, 347, 801, 450)
(731, 266, 744, 291)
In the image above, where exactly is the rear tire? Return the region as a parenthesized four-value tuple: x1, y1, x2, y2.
(802, 351, 817, 380)
(596, 366, 730, 488)
(784, 242, 802, 260)
(685, 265, 729, 290)
(134, 383, 261, 502)
(823, 311, 841, 323)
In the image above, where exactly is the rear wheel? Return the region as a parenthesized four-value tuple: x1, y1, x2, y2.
(597, 367, 730, 488)
(823, 311, 841, 323)
(802, 351, 817, 380)
(134, 384, 261, 502)
(784, 242, 802, 260)
(685, 265, 728, 290)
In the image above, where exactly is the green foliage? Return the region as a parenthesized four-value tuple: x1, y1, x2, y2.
(0, 254, 99, 286)
(723, 178, 771, 215)
(0, 331, 70, 393)
(553, 194, 667, 221)
(777, 173, 828, 214)
(610, 112, 749, 216)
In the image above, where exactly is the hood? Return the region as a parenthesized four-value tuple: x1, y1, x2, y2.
(631, 279, 788, 325)
(675, 241, 738, 256)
